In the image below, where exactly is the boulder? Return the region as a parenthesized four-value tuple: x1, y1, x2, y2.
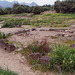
(49, 29, 55, 31)
(31, 28, 37, 31)
(40, 56, 52, 64)
(30, 53, 42, 60)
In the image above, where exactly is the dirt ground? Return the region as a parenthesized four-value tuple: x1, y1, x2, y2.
(0, 25, 75, 75)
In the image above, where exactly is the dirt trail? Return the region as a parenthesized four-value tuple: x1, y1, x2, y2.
(0, 25, 75, 75)
(0, 47, 56, 75)
(0, 47, 36, 75)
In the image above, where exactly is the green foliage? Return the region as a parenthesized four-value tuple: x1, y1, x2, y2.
(51, 44, 75, 72)
(32, 6, 42, 14)
(54, 1, 75, 13)
(0, 67, 18, 75)
(2, 18, 32, 28)
(0, 8, 4, 15)
(4, 7, 12, 14)
(22, 19, 31, 25)
(0, 32, 12, 39)
(14, 6, 24, 14)
(2, 18, 22, 28)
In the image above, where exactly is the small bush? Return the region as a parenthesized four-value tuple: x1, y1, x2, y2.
(27, 39, 52, 55)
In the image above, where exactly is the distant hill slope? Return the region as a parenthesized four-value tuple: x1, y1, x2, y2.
(0, 0, 38, 8)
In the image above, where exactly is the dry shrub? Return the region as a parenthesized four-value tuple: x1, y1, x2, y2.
(27, 38, 52, 55)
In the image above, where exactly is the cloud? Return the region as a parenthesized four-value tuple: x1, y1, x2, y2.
(6, 0, 57, 5)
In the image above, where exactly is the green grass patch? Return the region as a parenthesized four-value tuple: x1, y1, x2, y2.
(31, 13, 75, 27)
(1, 13, 75, 27)
(0, 67, 18, 75)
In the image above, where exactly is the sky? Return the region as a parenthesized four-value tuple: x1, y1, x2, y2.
(5, 0, 57, 5)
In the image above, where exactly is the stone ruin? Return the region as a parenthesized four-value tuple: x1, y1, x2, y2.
(0, 39, 15, 52)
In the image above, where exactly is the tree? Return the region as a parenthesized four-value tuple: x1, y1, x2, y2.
(54, 0, 75, 13)
(4, 7, 12, 14)
(0, 8, 4, 15)
(12, 6, 24, 14)
(32, 6, 42, 14)
(23, 6, 30, 13)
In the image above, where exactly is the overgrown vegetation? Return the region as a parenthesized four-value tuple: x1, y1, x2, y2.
(54, 0, 75, 13)
(31, 13, 75, 27)
(0, 67, 18, 75)
(0, 3, 52, 15)
(0, 32, 12, 39)
(49, 45, 75, 72)
(1, 13, 75, 28)
(2, 18, 31, 28)
(18, 39, 75, 74)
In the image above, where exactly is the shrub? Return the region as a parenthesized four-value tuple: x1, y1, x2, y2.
(0, 32, 12, 39)
(50, 44, 75, 72)
(32, 6, 42, 14)
(4, 7, 12, 14)
(27, 39, 52, 55)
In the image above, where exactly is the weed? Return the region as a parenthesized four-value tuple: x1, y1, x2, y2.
(0, 32, 12, 39)
(0, 67, 18, 75)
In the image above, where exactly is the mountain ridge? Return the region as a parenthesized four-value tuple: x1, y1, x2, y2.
(0, 0, 38, 8)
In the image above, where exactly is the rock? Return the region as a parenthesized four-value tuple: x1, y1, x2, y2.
(40, 29, 46, 31)
(5, 43, 16, 52)
(49, 29, 59, 31)
(15, 29, 30, 34)
(56, 34, 65, 37)
(49, 29, 55, 31)
(31, 28, 37, 31)
(40, 56, 52, 64)
(65, 30, 73, 33)
(24, 29, 30, 32)
(30, 53, 42, 60)
(64, 34, 71, 37)
(70, 44, 75, 48)
(0, 39, 15, 52)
